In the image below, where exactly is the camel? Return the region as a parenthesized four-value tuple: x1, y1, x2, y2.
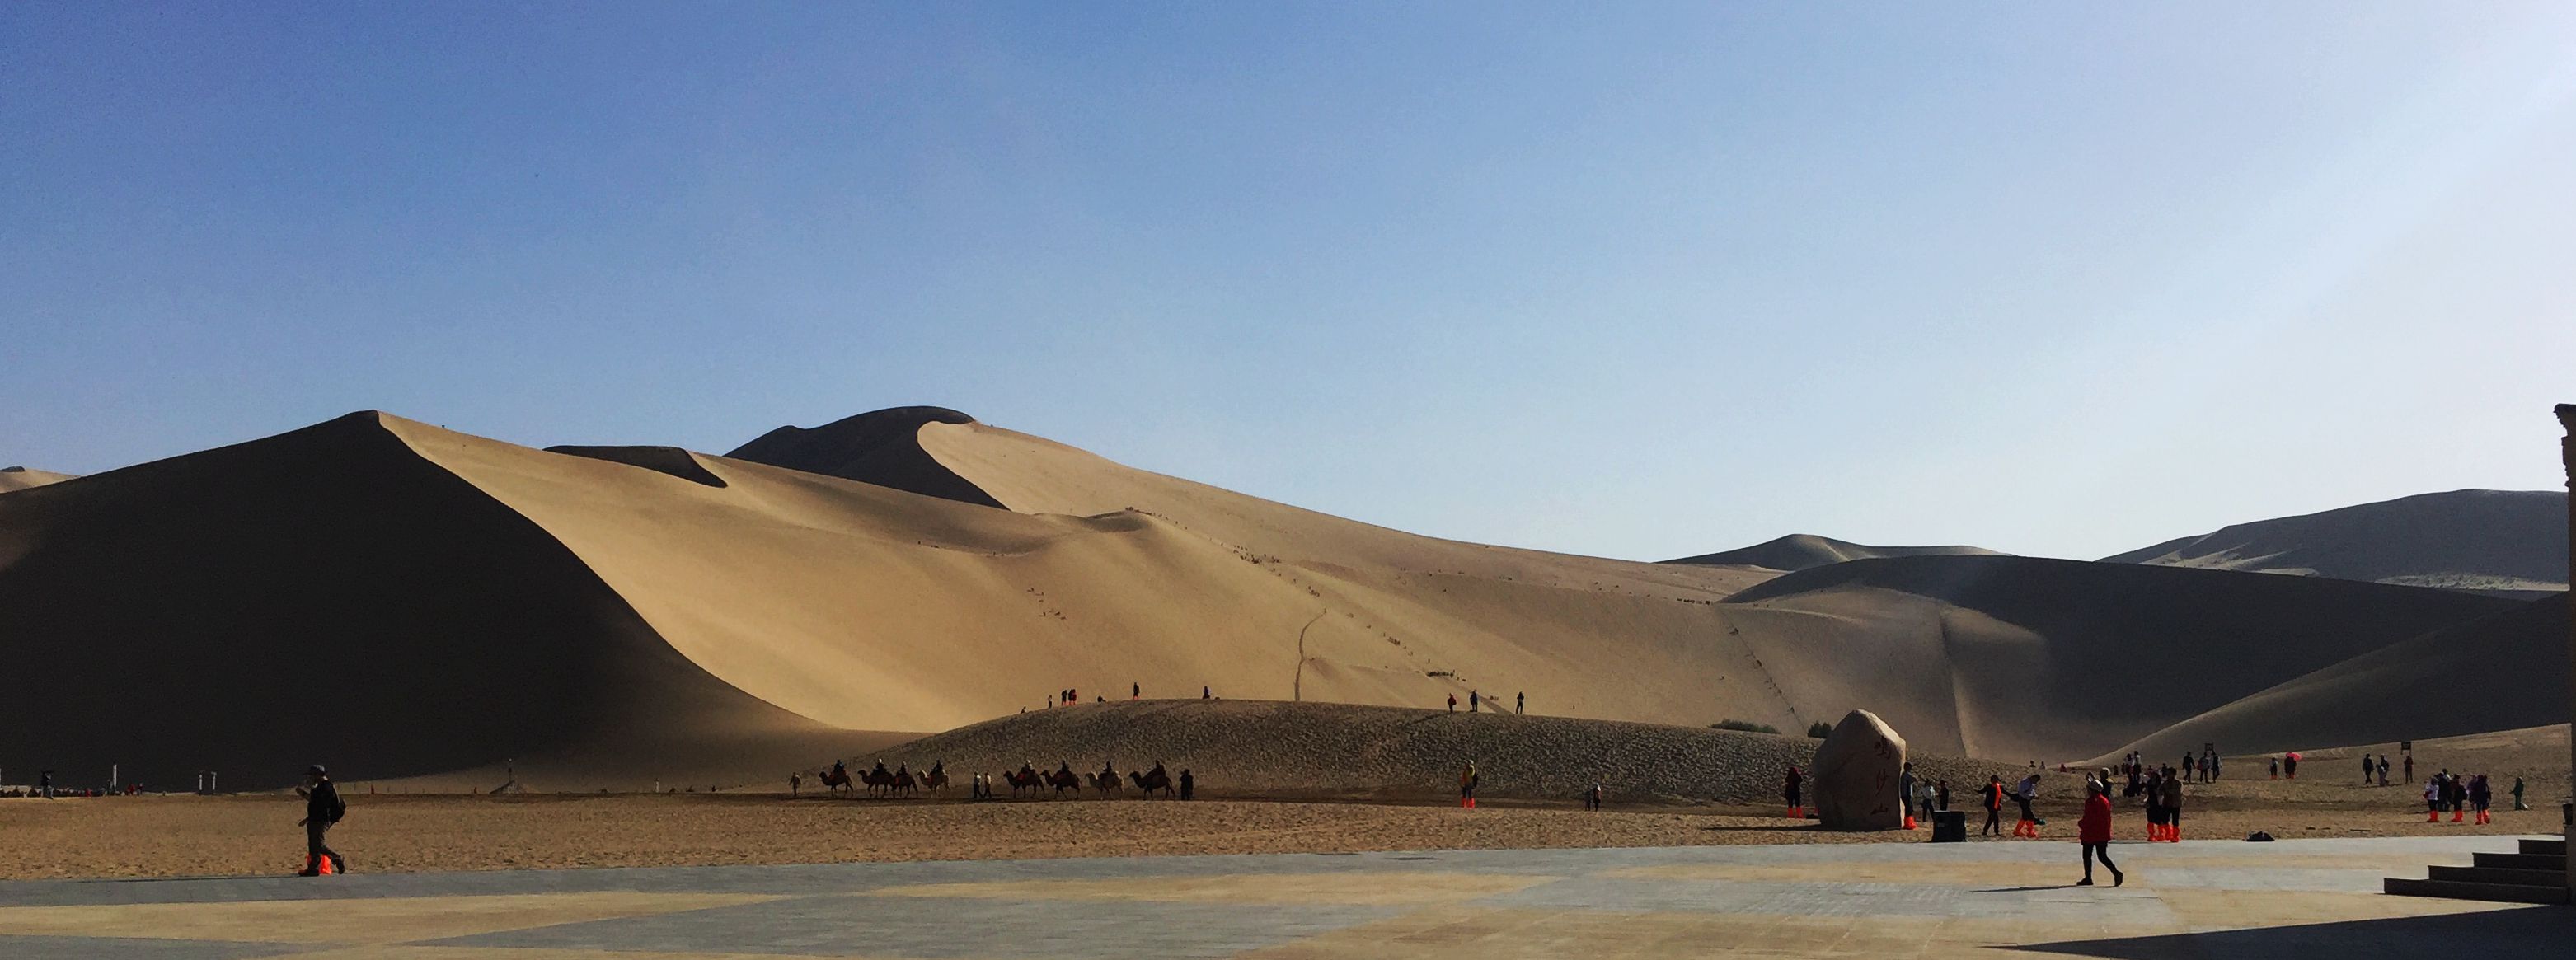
(1004, 766, 1044, 798)
(1087, 770, 1122, 795)
(922, 761, 950, 794)
(818, 765, 854, 798)
(1046, 766, 1082, 798)
(1128, 768, 1175, 799)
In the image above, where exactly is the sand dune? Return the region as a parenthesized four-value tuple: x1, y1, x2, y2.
(0, 466, 77, 494)
(2102, 594, 2569, 762)
(0, 408, 2555, 791)
(1718, 555, 2519, 762)
(2101, 489, 2567, 595)
(1663, 534, 2002, 571)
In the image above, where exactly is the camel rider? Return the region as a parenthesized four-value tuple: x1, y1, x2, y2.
(1058, 760, 1074, 777)
(871, 759, 889, 778)
(1102, 760, 1118, 781)
(831, 760, 847, 780)
(1019, 761, 1037, 781)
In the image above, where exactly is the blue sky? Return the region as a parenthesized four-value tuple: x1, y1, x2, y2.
(6, 2, 2572, 561)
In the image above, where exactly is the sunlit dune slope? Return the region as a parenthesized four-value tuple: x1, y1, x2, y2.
(1717, 555, 2520, 762)
(0, 466, 77, 494)
(1663, 533, 2002, 571)
(0, 414, 877, 791)
(2103, 593, 2569, 762)
(2101, 489, 2567, 595)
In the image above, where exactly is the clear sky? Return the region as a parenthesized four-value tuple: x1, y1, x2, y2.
(6, 2, 2572, 562)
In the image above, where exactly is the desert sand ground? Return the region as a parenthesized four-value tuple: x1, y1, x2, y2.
(4, 727, 2562, 881)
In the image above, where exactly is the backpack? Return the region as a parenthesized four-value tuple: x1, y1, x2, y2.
(328, 790, 347, 823)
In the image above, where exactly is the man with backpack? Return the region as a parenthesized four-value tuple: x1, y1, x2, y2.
(295, 764, 347, 876)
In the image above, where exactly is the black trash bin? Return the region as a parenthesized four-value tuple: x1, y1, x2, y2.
(1931, 810, 1967, 842)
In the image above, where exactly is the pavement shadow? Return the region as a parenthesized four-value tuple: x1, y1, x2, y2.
(1971, 885, 2086, 892)
(2002, 905, 2574, 958)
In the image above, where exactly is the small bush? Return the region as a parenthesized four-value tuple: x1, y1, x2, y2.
(1711, 719, 1780, 734)
(1807, 722, 1834, 738)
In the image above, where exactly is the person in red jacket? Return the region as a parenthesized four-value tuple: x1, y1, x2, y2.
(2076, 778, 2123, 887)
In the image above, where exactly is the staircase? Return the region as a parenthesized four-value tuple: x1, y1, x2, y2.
(2385, 837, 2569, 904)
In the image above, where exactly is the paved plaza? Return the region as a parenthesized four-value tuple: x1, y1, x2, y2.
(0, 835, 2565, 958)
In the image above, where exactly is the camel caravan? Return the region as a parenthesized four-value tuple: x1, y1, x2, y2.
(804, 759, 1185, 802)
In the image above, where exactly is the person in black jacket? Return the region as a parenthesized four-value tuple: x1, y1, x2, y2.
(295, 765, 347, 876)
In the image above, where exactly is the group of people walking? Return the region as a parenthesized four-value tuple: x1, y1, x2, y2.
(2423, 770, 2517, 823)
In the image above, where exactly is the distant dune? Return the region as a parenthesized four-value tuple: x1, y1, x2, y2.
(0, 409, 2555, 790)
(1663, 534, 2002, 572)
(0, 466, 77, 494)
(2100, 489, 2567, 595)
(2100, 593, 2569, 762)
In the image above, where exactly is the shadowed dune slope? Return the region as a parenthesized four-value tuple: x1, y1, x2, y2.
(877, 699, 2069, 804)
(1718, 555, 2521, 763)
(1663, 534, 2002, 571)
(2103, 593, 2571, 762)
(0, 466, 77, 494)
(0, 414, 881, 791)
(725, 406, 1004, 508)
(2101, 489, 2567, 595)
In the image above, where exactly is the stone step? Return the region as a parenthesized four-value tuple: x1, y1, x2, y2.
(2519, 837, 2566, 857)
(2428, 864, 2567, 887)
(2471, 852, 2566, 871)
(2384, 877, 2569, 904)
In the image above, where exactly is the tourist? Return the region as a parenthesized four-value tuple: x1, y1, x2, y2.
(2403, 754, 2413, 784)
(1936, 779, 1950, 812)
(1178, 769, 1194, 800)
(294, 765, 347, 876)
(2363, 754, 2373, 784)
(2012, 774, 2041, 837)
(1132, 681, 1140, 699)
(2447, 772, 2468, 822)
(2160, 767, 2183, 841)
(2377, 755, 2389, 786)
(1981, 775, 2005, 836)
(1470, 690, 1480, 713)
(1585, 780, 1603, 811)
(38, 770, 51, 799)
(1448, 693, 1457, 713)
(2513, 775, 2527, 811)
(789, 772, 801, 797)
(2269, 756, 2279, 779)
(2470, 775, 2491, 825)
(1785, 766, 1806, 819)
(1459, 761, 1480, 809)
(2423, 776, 2441, 820)
(2076, 779, 2123, 887)
(2283, 752, 2298, 779)
(1516, 691, 1524, 714)
(2181, 752, 2195, 783)
(1201, 686, 1210, 699)
(1899, 762, 1918, 826)
(2142, 767, 2164, 840)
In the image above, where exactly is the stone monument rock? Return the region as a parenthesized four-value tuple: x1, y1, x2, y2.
(1811, 709, 1907, 831)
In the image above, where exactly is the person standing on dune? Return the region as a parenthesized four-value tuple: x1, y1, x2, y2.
(295, 765, 346, 876)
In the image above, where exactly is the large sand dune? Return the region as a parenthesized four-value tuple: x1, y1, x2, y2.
(0, 408, 2555, 790)
(1663, 534, 2002, 571)
(2103, 593, 2570, 762)
(2101, 489, 2568, 595)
